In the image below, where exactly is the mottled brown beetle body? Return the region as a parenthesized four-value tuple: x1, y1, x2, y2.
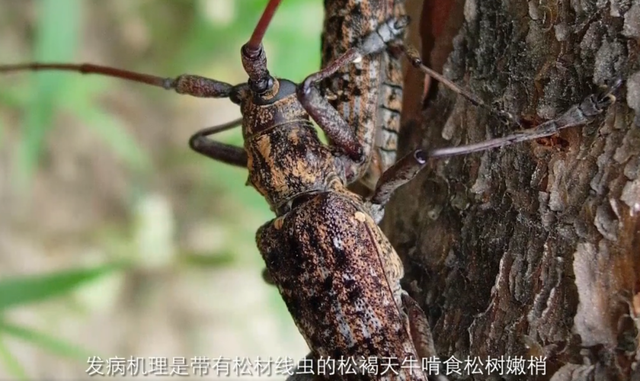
(259, 190, 425, 381)
(163, 29, 430, 378)
(321, 0, 407, 193)
(238, 79, 343, 211)
(227, 76, 427, 380)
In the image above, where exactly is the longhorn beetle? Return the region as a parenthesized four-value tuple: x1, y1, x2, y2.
(262, 5, 441, 370)
(259, 0, 409, 283)
(1, 1, 436, 378)
(0, 0, 622, 379)
(258, 0, 409, 285)
(319, 0, 519, 198)
(320, 0, 408, 195)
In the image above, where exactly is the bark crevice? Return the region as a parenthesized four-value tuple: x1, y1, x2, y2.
(388, 1, 640, 379)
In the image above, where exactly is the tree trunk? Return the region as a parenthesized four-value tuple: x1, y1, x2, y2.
(386, 0, 640, 380)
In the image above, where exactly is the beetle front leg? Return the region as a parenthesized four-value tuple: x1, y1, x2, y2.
(367, 149, 428, 223)
(188, 119, 248, 167)
(296, 48, 365, 165)
(296, 16, 409, 179)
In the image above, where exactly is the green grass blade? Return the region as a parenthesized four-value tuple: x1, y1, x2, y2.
(182, 251, 236, 268)
(0, 262, 125, 310)
(72, 105, 152, 173)
(0, 320, 93, 361)
(0, 334, 29, 380)
(0, 87, 28, 108)
(13, 0, 81, 191)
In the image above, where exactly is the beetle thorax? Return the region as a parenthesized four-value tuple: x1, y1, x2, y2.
(240, 79, 310, 137)
(245, 122, 345, 214)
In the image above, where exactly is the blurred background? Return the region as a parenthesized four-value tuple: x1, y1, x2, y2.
(0, 0, 323, 378)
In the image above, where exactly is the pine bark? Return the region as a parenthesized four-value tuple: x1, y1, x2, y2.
(385, 1, 640, 380)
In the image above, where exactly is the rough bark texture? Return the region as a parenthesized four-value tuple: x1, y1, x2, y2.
(384, 0, 640, 380)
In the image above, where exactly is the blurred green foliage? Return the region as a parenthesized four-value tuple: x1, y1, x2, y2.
(16, 0, 82, 190)
(0, 0, 322, 377)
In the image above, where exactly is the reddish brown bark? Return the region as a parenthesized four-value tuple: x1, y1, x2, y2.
(388, 1, 640, 380)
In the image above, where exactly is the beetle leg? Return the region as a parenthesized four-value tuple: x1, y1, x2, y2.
(188, 118, 248, 167)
